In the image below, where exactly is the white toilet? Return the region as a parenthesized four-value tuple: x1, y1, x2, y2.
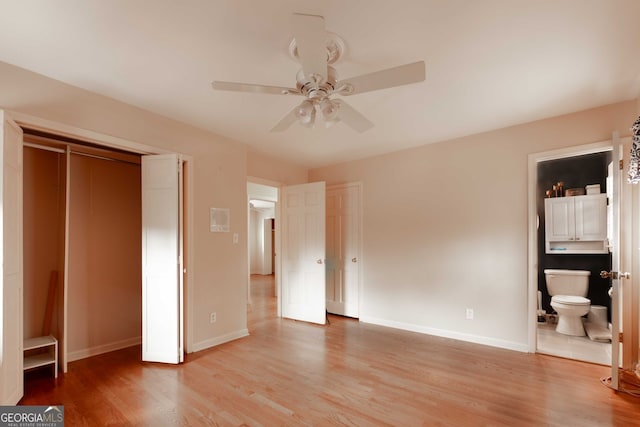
(544, 269, 591, 336)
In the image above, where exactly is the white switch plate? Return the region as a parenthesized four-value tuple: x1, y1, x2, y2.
(233, 233, 239, 244)
(466, 308, 474, 320)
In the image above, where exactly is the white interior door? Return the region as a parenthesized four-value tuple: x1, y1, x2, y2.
(141, 154, 183, 364)
(0, 111, 24, 404)
(609, 133, 635, 390)
(326, 183, 361, 318)
(281, 182, 326, 324)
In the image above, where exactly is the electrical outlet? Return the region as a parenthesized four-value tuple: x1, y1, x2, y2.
(210, 312, 217, 323)
(466, 308, 474, 320)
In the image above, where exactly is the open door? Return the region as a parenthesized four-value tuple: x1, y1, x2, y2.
(608, 133, 640, 390)
(0, 111, 24, 404)
(326, 183, 361, 318)
(609, 134, 623, 389)
(281, 182, 326, 324)
(608, 133, 635, 390)
(141, 154, 184, 364)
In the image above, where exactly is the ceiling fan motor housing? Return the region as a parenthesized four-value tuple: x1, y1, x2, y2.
(296, 66, 337, 100)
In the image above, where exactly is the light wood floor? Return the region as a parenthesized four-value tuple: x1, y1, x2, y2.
(21, 275, 638, 426)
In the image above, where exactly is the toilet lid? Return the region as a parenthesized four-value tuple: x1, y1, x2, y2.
(552, 295, 590, 305)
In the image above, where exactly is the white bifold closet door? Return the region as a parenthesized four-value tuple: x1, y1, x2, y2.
(0, 111, 24, 404)
(141, 154, 184, 364)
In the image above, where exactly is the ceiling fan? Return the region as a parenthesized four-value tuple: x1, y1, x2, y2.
(211, 13, 426, 133)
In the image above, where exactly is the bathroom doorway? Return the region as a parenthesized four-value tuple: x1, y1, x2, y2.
(529, 141, 613, 365)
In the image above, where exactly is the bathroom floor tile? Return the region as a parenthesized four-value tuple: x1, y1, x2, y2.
(536, 322, 611, 366)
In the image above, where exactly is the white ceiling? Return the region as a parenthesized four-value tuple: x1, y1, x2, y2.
(1, 1, 639, 168)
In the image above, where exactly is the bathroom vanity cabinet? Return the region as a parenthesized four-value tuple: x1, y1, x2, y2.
(544, 193, 608, 254)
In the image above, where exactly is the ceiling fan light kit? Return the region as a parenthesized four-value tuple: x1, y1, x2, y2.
(320, 98, 340, 123)
(296, 99, 316, 127)
(211, 13, 426, 133)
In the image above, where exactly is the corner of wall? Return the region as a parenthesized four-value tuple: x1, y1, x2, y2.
(246, 149, 309, 185)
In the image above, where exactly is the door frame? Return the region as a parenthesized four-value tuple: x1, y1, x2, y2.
(616, 135, 639, 373)
(1, 112, 24, 404)
(527, 138, 614, 353)
(247, 177, 281, 315)
(8, 110, 195, 358)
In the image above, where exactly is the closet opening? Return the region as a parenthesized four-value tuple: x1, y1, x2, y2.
(23, 129, 146, 379)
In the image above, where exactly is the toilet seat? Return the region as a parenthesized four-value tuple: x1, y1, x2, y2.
(552, 295, 590, 305)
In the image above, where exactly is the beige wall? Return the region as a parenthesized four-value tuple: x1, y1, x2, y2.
(310, 100, 637, 350)
(0, 61, 305, 353)
(249, 208, 275, 275)
(67, 154, 141, 358)
(249, 209, 260, 275)
(247, 149, 308, 185)
(5, 58, 638, 355)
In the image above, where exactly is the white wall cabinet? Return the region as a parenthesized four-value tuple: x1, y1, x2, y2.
(544, 193, 608, 254)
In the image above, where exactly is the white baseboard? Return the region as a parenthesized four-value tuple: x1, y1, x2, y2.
(67, 336, 141, 362)
(192, 328, 249, 353)
(359, 316, 528, 353)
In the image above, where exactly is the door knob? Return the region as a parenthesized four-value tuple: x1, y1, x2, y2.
(600, 271, 630, 280)
(352, 258, 358, 263)
(316, 259, 324, 265)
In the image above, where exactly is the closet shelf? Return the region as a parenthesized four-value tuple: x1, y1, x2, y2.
(23, 335, 58, 378)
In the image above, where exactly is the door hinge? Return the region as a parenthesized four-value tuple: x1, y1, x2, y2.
(619, 159, 624, 170)
(618, 332, 623, 343)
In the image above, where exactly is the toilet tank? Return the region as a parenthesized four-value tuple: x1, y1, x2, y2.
(544, 269, 590, 297)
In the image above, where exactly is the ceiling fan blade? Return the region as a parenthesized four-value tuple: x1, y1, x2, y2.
(212, 81, 299, 95)
(292, 13, 327, 80)
(270, 106, 300, 132)
(335, 100, 374, 133)
(337, 61, 425, 95)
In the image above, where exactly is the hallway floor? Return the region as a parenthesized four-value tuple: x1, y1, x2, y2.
(247, 274, 277, 330)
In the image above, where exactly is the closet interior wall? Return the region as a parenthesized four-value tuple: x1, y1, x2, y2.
(22, 133, 142, 368)
(22, 143, 66, 353)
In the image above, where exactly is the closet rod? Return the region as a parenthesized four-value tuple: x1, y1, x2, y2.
(70, 150, 141, 166)
(24, 136, 140, 165)
(23, 142, 65, 154)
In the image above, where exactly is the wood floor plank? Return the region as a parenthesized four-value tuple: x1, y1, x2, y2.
(20, 274, 639, 426)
